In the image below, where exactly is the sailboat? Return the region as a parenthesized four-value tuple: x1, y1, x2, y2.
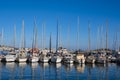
(5, 26, 17, 62)
(39, 23, 49, 63)
(28, 18, 39, 63)
(74, 16, 85, 64)
(62, 53, 74, 64)
(51, 20, 62, 63)
(62, 25, 74, 64)
(95, 26, 106, 64)
(39, 50, 49, 63)
(16, 20, 27, 62)
(85, 22, 95, 64)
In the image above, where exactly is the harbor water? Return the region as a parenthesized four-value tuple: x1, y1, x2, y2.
(0, 62, 120, 80)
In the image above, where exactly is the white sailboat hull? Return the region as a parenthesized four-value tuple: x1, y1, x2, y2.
(51, 57, 62, 63)
(64, 60, 73, 64)
(40, 58, 49, 63)
(5, 55, 16, 62)
(6, 58, 16, 62)
(16, 58, 27, 62)
(29, 57, 39, 63)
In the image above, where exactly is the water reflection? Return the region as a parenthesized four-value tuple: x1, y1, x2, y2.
(29, 63, 39, 80)
(30, 63, 39, 69)
(5, 62, 16, 80)
(18, 62, 26, 68)
(63, 63, 73, 72)
(49, 63, 62, 80)
(86, 63, 95, 68)
(39, 63, 49, 80)
(0, 62, 120, 80)
(75, 64, 85, 73)
(39, 63, 49, 68)
(6, 62, 16, 69)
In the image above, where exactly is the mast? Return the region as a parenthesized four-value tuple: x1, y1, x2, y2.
(101, 25, 104, 50)
(32, 17, 38, 50)
(106, 20, 108, 50)
(1, 28, 4, 46)
(96, 26, 99, 51)
(114, 27, 119, 51)
(88, 21, 91, 52)
(34, 18, 38, 49)
(41, 22, 46, 50)
(56, 19, 59, 52)
(32, 23, 34, 50)
(43, 22, 46, 49)
(41, 23, 43, 50)
(21, 19, 25, 50)
(14, 24, 16, 51)
(59, 25, 62, 48)
(116, 31, 118, 51)
(49, 33, 52, 53)
(100, 26, 102, 49)
(76, 16, 80, 51)
(67, 24, 70, 50)
(31, 17, 38, 54)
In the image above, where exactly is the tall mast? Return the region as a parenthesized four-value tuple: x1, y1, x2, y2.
(56, 19, 59, 52)
(32, 18, 35, 54)
(21, 19, 25, 50)
(33, 17, 38, 49)
(31, 17, 38, 54)
(40, 24, 42, 49)
(76, 16, 80, 51)
(14, 24, 16, 51)
(116, 31, 119, 51)
(99, 26, 104, 50)
(59, 25, 62, 48)
(49, 33, 52, 53)
(106, 20, 108, 50)
(43, 22, 46, 49)
(67, 24, 70, 49)
(34, 19, 38, 49)
(96, 26, 99, 51)
(115, 27, 119, 51)
(88, 21, 91, 52)
(100, 26, 102, 49)
(41, 23, 43, 50)
(1, 28, 4, 46)
(101, 25, 104, 50)
(42, 22, 46, 49)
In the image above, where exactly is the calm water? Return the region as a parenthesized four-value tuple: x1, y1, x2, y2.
(0, 62, 120, 80)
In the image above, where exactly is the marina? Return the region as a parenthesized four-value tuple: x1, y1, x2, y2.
(0, 16, 120, 79)
(0, 46, 120, 64)
(0, 0, 120, 79)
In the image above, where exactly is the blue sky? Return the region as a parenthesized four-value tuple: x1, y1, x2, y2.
(0, 0, 120, 50)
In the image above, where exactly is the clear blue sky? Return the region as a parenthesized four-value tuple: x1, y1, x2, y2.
(0, 0, 120, 50)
